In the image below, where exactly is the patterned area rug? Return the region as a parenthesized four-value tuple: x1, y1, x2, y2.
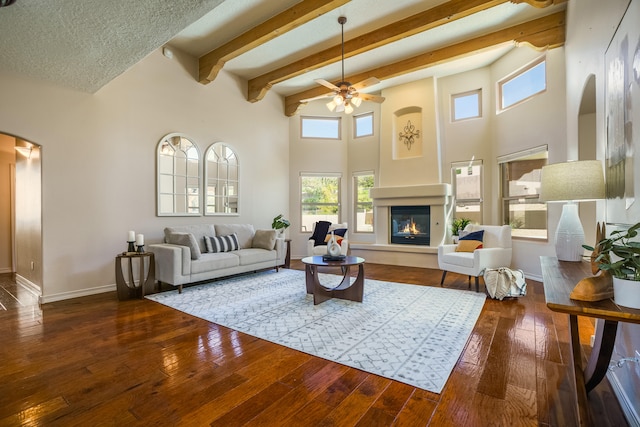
(145, 269, 486, 393)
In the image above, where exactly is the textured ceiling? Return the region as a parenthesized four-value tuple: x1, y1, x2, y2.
(0, 0, 565, 99)
(0, 0, 226, 93)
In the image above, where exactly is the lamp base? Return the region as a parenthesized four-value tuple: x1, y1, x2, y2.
(555, 203, 585, 262)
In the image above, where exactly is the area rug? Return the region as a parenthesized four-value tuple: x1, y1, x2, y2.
(145, 269, 486, 393)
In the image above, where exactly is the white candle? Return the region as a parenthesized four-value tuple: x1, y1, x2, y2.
(128, 230, 135, 242)
(136, 234, 144, 246)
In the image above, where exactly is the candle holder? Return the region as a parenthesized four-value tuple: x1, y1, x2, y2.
(127, 240, 135, 252)
(136, 244, 145, 253)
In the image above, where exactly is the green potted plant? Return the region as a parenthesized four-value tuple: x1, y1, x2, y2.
(584, 221, 640, 309)
(451, 217, 472, 242)
(272, 214, 290, 237)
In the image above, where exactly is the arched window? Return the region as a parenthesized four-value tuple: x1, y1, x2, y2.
(156, 133, 201, 216)
(205, 143, 238, 215)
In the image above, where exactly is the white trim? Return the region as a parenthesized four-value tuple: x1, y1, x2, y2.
(0, 267, 12, 274)
(608, 370, 640, 427)
(40, 283, 117, 304)
(15, 274, 41, 299)
(497, 144, 548, 164)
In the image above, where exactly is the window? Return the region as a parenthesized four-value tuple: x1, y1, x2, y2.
(499, 56, 546, 111)
(204, 143, 238, 215)
(157, 133, 201, 216)
(301, 116, 341, 139)
(300, 174, 341, 232)
(354, 112, 374, 138)
(498, 146, 548, 239)
(451, 89, 481, 121)
(451, 159, 483, 224)
(354, 172, 374, 232)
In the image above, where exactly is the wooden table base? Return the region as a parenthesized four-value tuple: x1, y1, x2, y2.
(305, 263, 364, 305)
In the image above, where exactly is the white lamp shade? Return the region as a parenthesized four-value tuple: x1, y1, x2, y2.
(539, 160, 605, 202)
(539, 160, 605, 262)
(351, 96, 362, 107)
(326, 99, 337, 111)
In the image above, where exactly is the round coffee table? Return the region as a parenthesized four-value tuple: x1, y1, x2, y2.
(301, 256, 365, 305)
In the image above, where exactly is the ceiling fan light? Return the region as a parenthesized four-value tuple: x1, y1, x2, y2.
(326, 99, 337, 111)
(336, 103, 345, 113)
(344, 103, 354, 114)
(333, 94, 344, 106)
(351, 96, 362, 107)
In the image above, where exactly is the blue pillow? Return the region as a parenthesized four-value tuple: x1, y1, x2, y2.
(310, 221, 331, 246)
(456, 230, 484, 253)
(332, 228, 347, 237)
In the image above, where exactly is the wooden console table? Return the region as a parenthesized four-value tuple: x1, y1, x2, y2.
(540, 256, 640, 426)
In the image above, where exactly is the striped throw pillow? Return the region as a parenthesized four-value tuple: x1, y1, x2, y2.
(204, 233, 239, 253)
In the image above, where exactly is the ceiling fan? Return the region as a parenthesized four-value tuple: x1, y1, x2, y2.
(309, 16, 385, 114)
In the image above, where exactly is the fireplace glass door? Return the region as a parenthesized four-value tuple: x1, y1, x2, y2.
(390, 206, 430, 245)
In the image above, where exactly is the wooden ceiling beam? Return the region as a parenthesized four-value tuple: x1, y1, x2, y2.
(284, 11, 565, 116)
(198, 0, 350, 85)
(248, 0, 512, 103)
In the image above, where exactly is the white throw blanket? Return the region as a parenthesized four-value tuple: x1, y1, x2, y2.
(483, 267, 526, 300)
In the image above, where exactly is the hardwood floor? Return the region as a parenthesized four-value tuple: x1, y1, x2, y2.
(0, 263, 628, 426)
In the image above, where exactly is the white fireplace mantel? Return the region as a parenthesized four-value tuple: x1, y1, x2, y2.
(370, 184, 452, 207)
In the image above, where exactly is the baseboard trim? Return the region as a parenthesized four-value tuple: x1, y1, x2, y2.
(0, 267, 12, 274)
(608, 370, 640, 427)
(15, 275, 42, 302)
(41, 284, 116, 304)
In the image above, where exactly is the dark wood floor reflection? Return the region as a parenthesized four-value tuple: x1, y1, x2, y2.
(0, 263, 628, 426)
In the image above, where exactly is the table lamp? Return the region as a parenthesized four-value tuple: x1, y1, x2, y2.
(539, 160, 605, 261)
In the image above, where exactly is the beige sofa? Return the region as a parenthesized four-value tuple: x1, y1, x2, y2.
(148, 223, 286, 293)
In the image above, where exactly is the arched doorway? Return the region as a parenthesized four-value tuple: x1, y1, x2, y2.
(0, 132, 43, 297)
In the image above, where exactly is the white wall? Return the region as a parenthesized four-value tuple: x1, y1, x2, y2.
(490, 47, 567, 279)
(0, 48, 289, 302)
(566, 0, 640, 421)
(437, 67, 493, 222)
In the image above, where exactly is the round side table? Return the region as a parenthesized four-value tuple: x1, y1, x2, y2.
(115, 252, 155, 300)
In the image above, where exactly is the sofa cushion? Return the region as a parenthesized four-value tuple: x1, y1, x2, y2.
(191, 252, 239, 274)
(166, 232, 201, 260)
(456, 230, 484, 252)
(215, 224, 255, 249)
(441, 251, 475, 268)
(164, 225, 214, 253)
(205, 234, 239, 253)
(236, 248, 276, 266)
(252, 229, 276, 250)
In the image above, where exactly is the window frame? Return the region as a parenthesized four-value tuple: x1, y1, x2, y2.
(353, 111, 374, 138)
(156, 133, 201, 217)
(498, 145, 548, 240)
(300, 116, 341, 140)
(353, 171, 375, 233)
(498, 55, 547, 112)
(204, 142, 239, 216)
(451, 89, 482, 122)
(300, 173, 342, 233)
(451, 159, 483, 224)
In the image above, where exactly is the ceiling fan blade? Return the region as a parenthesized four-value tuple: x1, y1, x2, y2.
(358, 93, 385, 103)
(351, 77, 380, 91)
(315, 78, 340, 91)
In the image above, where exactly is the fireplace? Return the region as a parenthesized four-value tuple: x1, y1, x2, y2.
(390, 205, 430, 245)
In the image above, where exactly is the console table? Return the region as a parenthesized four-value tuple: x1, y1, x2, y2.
(540, 256, 640, 426)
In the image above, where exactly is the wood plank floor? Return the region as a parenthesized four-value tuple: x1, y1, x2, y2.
(0, 262, 628, 426)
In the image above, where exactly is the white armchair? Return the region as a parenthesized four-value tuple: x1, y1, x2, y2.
(307, 222, 349, 256)
(437, 224, 512, 292)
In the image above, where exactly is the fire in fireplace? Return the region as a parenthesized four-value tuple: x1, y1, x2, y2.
(390, 205, 430, 245)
